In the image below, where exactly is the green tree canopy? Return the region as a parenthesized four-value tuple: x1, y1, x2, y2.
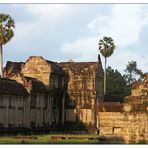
(99, 37, 115, 58)
(124, 61, 144, 85)
(105, 66, 131, 102)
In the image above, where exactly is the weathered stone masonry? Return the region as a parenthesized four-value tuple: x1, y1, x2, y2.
(0, 55, 148, 143)
(58, 55, 103, 126)
(0, 78, 28, 128)
(1, 55, 103, 129)
(97, 74, 148, 143)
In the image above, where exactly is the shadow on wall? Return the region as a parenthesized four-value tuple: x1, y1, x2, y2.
(103, 95, 124, 103)
(0, 57, 102, 135)
(49, 72, 97, 133)
(45, 64, 99, 133)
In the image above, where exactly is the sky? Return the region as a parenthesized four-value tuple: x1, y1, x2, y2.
(0, 4, 148, 74)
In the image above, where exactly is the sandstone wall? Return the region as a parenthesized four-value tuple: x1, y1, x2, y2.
(98, 111, 148, 143)
(21, 56, 51, 86)
(4, 56, 67, 127)
(79, 109, 92, 125)
(29, 92, 52, 127)
(97, 98, 148, 143)
(98, 112, 124, 140)
(60, 60, 103, 126)
(97, 75, 148, 143)
(0, 92, 52, 128)
(2, 56, 103, 130)
(0, 94, 27, 128)
(65, 109, 76, 122)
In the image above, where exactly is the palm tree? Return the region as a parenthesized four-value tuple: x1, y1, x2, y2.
(0, 13, 15, 78)
(99, 36, 115, 96)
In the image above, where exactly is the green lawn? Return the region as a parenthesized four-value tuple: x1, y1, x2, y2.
(0, 134, 100, 144)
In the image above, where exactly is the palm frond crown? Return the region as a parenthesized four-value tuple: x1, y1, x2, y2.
(98, 36, 115, 58)
(0, 13, 15, 45)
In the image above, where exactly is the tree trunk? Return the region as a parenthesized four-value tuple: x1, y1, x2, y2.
(0, 44, 3, 78)
(104, 57, 107, 96)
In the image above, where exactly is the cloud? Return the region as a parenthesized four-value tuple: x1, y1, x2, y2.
(87, 5, 148, 49)
(60, 34, 148, 73)
(61, 4, 148, 73)
(108, 46, 148, 73)
(61, 36, 99, 61)
(5, 4, 105, 62)
(25, 4, 69, 24)
(2, 4, 148, 73)
(5, 5, 70, 57)
(87, 15, 109, 30)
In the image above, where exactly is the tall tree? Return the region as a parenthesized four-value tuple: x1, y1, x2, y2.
(98, 36, 115, 96)
(106, 66, 131, 102)
(124, 61, 144, 85)
(0, 13, 15, 78)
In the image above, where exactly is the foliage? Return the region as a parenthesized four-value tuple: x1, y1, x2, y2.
(106, 66, 131, 102)
(124, 61, 144, 85)
(0, 13, 15, 45)
(99, 36, 115, 58)
(0, 13, 15, 77)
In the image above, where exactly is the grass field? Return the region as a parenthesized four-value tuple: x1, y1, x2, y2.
(0, 134, 101, 144)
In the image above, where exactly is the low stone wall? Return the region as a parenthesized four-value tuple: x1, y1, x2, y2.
(98, 111, 148, 143)
(97, 97, 148, 143)
(98, 112, 125, 136)
(97, 75, 148, 144)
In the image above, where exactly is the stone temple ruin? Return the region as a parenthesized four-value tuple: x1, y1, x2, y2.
(0, 54, 147, 143)
(97, 74, 148, 143)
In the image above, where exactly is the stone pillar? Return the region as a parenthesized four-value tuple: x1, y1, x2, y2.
(61, 92, 65, 125)
(35, 94, 38, 127)
(23, 97, 26, 127)
(50, 92, 53, 125)
(25, 95, 31, 128)
(6, 97, 9, 128)
(48, 93, 52, 125)
(15, 101, 18, 127)
(91, 92, 96, 126)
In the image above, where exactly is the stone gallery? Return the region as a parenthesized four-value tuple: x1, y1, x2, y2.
(0, 54, 147, 143)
